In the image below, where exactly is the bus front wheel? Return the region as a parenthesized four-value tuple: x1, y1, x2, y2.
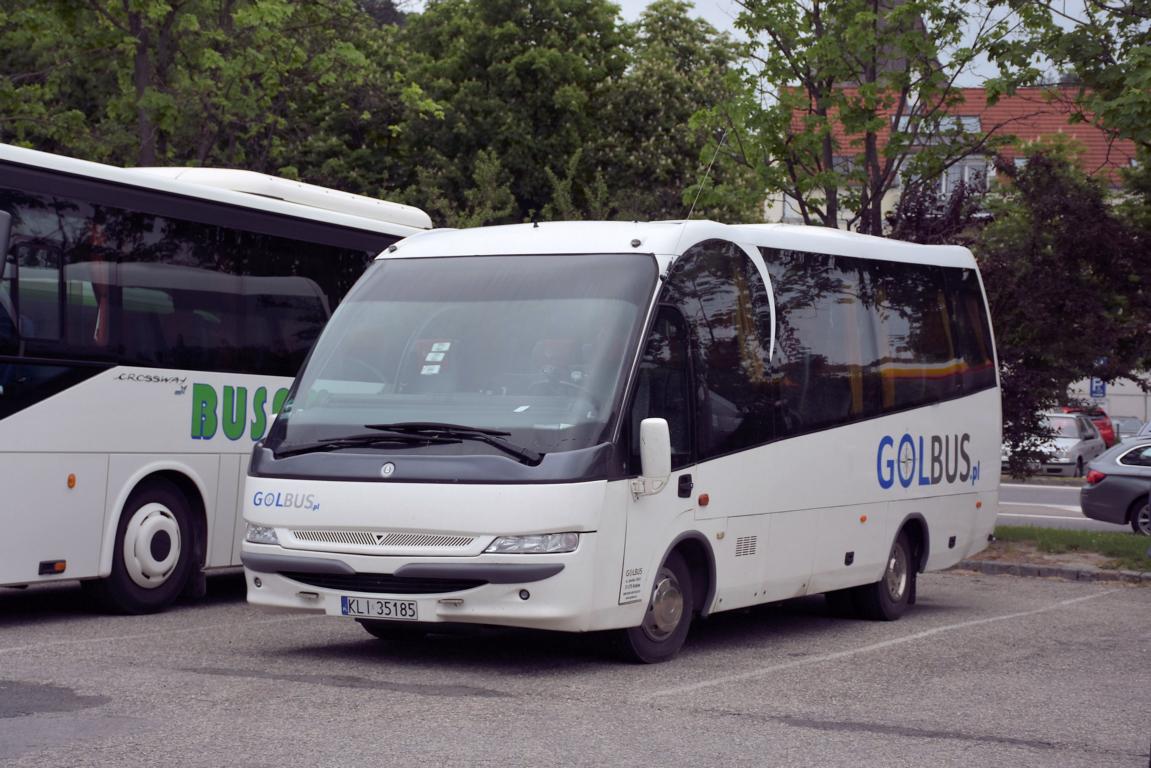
(617, 551, 693, 663)
(85, 479, 194, 614)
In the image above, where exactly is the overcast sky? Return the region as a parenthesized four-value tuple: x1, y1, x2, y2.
(615, 0, 743, 34)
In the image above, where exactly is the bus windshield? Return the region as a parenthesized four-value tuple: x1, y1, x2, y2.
(270, 253, 658, 458)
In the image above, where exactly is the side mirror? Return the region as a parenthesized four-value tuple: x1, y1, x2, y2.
(631, 417, 671, 497)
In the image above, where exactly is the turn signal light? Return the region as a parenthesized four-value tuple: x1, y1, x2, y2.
(1085, 469, 1106, 485)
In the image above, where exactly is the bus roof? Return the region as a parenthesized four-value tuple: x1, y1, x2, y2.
(387, 220, 976, 269)
(0, 143, 432, 234)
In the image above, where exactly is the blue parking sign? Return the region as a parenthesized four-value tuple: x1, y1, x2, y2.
(1089, 378, 1106, 398)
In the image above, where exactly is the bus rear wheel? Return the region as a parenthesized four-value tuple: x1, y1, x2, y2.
(616, 551, 693, 664)
(852, 530, 914, 621)
(85, 479, 194, 614)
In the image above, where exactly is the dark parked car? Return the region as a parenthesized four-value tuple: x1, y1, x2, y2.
(1081, 440, 1151, 535)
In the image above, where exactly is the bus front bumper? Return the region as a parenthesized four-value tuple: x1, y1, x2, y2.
(241, 541, 601, 633)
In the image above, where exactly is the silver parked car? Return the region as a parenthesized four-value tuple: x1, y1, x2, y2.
(1112, 416, 1144, 442)
(1119, 418, 1151, 444)
(1081, 440, 1151, 535)
(1026, 412, 1108, 477)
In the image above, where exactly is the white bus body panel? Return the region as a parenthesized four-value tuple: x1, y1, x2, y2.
(0, 367, 289, 585)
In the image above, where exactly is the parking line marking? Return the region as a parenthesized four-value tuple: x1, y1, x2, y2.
(1000, 483, 1080, 491)
(999, 503, 1083, 513)
(644, 590, 1118, 700)
(0, 613, 322, 656)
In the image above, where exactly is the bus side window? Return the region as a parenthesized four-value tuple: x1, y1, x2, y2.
(630, 307, 692, 471)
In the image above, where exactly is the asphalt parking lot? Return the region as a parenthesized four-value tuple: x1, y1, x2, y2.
(1, 571, 1148, 768)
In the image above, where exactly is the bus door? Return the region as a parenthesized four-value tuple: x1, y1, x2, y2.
(618, 306, 698, 606)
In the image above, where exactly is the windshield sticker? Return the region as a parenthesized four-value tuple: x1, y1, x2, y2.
(421, 365, 441, 375)
(424, 352, 446, 362)
(431, 342, 451, 352)
(191, 383, 290, 442)
(877, 432, 981, 489)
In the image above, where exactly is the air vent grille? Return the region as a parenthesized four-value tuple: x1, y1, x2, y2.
(735, 535, 757, 557)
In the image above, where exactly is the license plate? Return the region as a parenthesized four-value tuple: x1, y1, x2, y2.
(340, 596, 418, 621)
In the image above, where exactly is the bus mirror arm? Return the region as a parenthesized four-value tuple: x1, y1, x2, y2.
(632, 418, 672, 497)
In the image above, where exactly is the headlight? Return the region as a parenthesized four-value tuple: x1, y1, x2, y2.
(484, 532, 579, 554)
(245, 523, 279, 545)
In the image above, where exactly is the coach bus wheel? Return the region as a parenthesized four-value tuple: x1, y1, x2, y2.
(1130, 497, 1151, 536)
(86, 479, 194, 615)
(618, 551, 693, 664)
(852, 530, 913, 621)
(357, 620, 427, 643)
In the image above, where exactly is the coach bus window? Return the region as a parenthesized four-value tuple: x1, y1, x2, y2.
(665, 239, 773, 458)
(0, 186, 376, 377)
(763, 247, 992, 436)
(876, 262, 962, 408)
(947, 268, 996, 392)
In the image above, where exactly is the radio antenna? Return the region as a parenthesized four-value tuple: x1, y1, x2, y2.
(685, 128, 728, 222)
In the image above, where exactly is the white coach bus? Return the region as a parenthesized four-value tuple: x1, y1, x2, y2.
(0, 143, 431, 613)
(241, 221, 1000, 662)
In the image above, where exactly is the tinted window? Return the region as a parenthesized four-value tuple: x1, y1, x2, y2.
(0, 188, 382, 376)
(629, 307, 693, 469)
(761, 247, 996, 439)
(664, 239, 774, 459)
(1119, 445, 1151, 467)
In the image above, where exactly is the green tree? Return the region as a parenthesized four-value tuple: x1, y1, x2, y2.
(0, 0, 433, 202)
(398, 0, 628, 222)
(594, 0, 759, 222)
(975, 151, 1151, 474)
(994, 0, 1151, 151)
(702, 0, 1030, 233)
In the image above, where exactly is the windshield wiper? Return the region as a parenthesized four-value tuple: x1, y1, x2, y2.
(364, 422, 543, 465)
(365, 421, 511, 436)
(275, 432, 461, 459)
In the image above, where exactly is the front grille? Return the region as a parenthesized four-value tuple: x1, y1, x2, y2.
(290, 529, 477, 549)
(281, 572, 485, 595)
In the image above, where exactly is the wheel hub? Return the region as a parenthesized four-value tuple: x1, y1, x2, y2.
(885, 545, 909, 602)
(642, 569, 684, 641)
(123, 503, 181, 589)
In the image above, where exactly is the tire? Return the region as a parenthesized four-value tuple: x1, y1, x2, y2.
(84, 479, 195, 614)
(616, 551, 693, 664)
(1129, 497, 1151, 536)
(357, 620, 427, 643)
(851, 531, 914, 621)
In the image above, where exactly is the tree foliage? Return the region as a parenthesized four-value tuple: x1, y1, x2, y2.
(975, 152, 1151, 474)
(700, 0, 1031, 233)
(995, 0, 1151, 151)
(0, 0, 437, 196)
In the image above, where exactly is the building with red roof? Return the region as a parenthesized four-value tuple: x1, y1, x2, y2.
(768, 86, 1137, 226)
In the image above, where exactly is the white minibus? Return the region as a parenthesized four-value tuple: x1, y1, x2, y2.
(241, 221, 1000, 661)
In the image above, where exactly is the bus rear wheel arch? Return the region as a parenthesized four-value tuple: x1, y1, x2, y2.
(85, 476, 200, 614)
